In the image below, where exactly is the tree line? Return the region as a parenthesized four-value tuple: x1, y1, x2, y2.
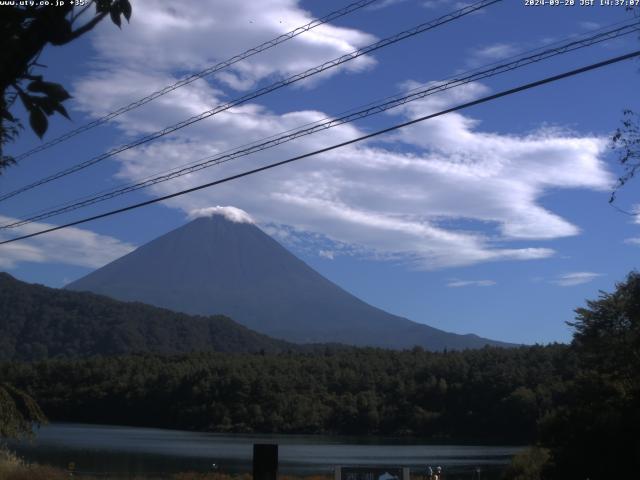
(0, 272, 293, 361)
(2, 272, 639, 479)
(0, 344, 573, 442)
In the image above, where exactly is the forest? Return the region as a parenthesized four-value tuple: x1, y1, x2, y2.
(0, 344, 572, 442)
(1, 272, 639, 479)
(0, 272, 293, 360)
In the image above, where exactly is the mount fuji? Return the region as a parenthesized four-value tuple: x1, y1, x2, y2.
(67, 210, 511, 350)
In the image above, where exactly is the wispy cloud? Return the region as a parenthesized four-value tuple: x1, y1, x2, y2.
(188, 206, 254, 224)
(319, 249, 335, 260)
(551, 272, 603, 287)
(367, 0, 410, 10)
(580, 21, 601, 30)
(94, 78, 609, 269)
(0, 216, 135, 270)
(77, 0, 376, 98)
(423, 1, 475, 10)
(468, 43, 519, 66)
(631, 204, 640, 224)
(69, 1, 613, 271)
(447, 279, 496, 288)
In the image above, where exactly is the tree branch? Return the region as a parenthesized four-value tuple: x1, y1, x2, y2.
(66, 11, 109, 43)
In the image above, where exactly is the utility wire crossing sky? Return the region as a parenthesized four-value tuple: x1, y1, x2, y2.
(1, 0, 638, 344)
(0, 0, 500, 204)
(1, 19, 638, 230)
(12, 0, 381, 162)
(2, 48, 638, 245)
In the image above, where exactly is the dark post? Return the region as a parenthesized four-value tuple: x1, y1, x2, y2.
(253, 443, 278, 480)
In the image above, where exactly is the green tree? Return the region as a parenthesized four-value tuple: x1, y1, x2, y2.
(611, 109, 640, 203)
(570, 271, 640, 384)
(0, 0, 132, 173)
(540, 272, 640, 479)
(0, 383, 46, 439)
(502, 447, 551, 480)
(610, 6, 640, 202)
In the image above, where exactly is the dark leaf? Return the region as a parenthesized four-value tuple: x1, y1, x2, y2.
(29, 107, 48, 139)
(53, 103, 71, 120)
(1, 109, 16, 122)
(110, 4, 122, 27)
(95, 0, 112, 13)
(17, 91, 34, 110)
(26, 80, 43, 93)
(120, 0, 132, 21)
(27, 81, 71, 102)
(48, 17, 72, 45)
(0, 155, 16, 172)
(32, 96, 56, 115)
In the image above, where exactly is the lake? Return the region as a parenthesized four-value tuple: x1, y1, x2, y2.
(7, 423, 524, 478)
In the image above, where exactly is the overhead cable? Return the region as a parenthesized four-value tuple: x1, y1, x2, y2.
(2, 20, 637, 229)
(2, 49, 638, 245)
(0, 0, 502, 203)
(11, 0, 381, 162)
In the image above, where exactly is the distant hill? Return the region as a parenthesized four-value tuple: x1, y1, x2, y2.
(67, 213, 513, 350)
(0, 272, 292, 361)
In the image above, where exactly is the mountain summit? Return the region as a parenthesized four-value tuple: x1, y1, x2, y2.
(67, 210, 510, 350)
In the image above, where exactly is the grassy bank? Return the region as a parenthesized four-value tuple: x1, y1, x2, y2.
(0, 449, 337, 480)
(0, 448, 221, 480)
(1, 446, 520, 480)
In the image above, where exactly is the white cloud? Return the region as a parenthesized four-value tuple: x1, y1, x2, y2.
(468, 43, 518, 66)
(552, 272, 603, 287)
(0, 216, 135, 270)
(188, 206, 255, 224)
(85, 80, 609, 269)
(624, 237, 640, 246)
(447, 279, 496, 287)
(68, 2, 614, 271)
(319, 249, 335, 260)
(580, 21, 601, 30)
(367, 0, 410, 9)
(423, 1, 475, 10)
(631, 204, 640, 224)
(74, 0, 376, 107)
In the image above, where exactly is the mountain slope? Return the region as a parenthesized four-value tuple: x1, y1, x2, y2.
(0, 272, 292, 361)
(67, 214, 512, 350)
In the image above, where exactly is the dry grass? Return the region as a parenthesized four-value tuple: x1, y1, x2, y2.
(0, 448, 22, 479)
(169, 474, 333, 480)
(0, 464, 75, 480)
(281, 476, 331, 480)
(0, 448, 72, 480)
(0, 451, 338, 480)
(174, 474, 252, 480)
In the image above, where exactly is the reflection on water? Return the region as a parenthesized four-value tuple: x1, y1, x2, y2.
(8, 423, 523, 478)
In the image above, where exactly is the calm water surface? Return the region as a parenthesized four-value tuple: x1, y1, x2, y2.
(8, 423, 524, 478)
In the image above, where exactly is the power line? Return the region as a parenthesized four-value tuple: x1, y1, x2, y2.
(11, 0, 381, 162)
(2, 20, 637, 229)
(0, 0, 502, 204)
(2, 49, 638, 246)
(3, 20, 637, 229)
(19, 10, 622, 229)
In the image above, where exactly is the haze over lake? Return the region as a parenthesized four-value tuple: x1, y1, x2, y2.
(9, 423, 524, 477)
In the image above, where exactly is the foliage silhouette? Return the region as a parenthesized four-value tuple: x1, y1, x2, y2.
(0, 0, 132, 172)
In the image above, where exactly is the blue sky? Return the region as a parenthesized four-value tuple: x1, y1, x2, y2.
(1, 0, 639, 344)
